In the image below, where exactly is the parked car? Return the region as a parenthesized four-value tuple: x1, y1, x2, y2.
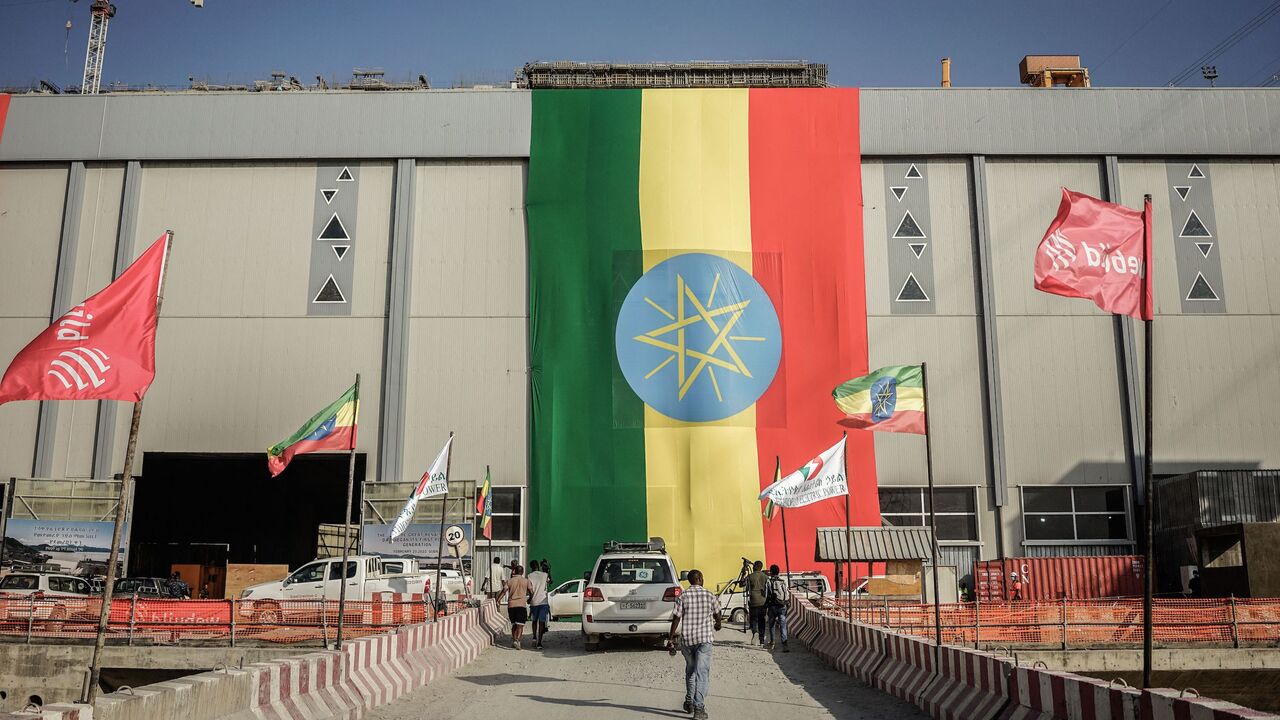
(549, 578, 584, 620)
(0, 572, 93, 623)
(113, 577, 187, 599)
(0, 572, 92, 597)
(581, 538, 683, 651)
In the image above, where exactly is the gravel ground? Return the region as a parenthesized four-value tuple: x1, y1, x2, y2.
(366, 620, 927, 719)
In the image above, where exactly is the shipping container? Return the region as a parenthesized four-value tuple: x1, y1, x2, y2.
(974, 555, 1143, 603)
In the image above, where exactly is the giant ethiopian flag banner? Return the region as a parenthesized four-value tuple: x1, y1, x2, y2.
(527, 89, 880, 586)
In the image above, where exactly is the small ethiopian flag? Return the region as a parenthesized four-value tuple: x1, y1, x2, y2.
(833, 364, 925, 435)
(763, 458, 781, 521)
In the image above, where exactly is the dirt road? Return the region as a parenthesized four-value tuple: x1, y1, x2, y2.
(367, 621, 926, 719)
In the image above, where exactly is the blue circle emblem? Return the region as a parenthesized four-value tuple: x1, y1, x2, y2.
(869, 376, 898, 422)
(616, 253, 781, 422)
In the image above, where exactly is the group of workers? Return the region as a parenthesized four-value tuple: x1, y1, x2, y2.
(485, 555, 552, 650)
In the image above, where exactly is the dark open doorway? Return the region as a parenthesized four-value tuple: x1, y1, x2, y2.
(129, 452, 365, 579)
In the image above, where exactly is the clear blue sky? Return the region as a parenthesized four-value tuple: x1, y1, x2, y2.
(2, 0, 1279, 90)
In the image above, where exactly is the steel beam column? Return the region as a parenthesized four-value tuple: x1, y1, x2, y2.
(32, 161, 86, 478)
(970, 156, 1009, 559)
(378, 159, 416, 485)
(91, 160, 142, 479)
(1104, 155, 1147, 506)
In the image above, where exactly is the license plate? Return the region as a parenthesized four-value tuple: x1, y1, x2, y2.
(619, 601, 648, 610)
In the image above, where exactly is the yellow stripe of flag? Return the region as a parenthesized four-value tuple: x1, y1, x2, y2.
(638, 89, 764, 585)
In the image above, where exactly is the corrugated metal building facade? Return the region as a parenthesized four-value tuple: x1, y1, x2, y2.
(2, 88, 1278, 581)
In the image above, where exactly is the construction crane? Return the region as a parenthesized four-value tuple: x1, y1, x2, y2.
(77, 0, 202, 95)
(80, 0, 116, 95)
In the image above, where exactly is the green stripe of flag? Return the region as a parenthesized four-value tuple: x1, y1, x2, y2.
(268, 383, 356, 455)
(833, 364, 923, 398)
(527, 90, 648, 579)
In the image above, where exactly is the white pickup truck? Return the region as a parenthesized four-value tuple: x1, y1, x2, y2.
(239, 555, 432, 622)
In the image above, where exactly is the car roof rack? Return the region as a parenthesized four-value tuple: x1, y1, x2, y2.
(602, 536, 666, 554)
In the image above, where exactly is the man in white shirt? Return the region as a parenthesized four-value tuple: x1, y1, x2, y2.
(526, 561, 551, 650)
(488, 557, 506, 598)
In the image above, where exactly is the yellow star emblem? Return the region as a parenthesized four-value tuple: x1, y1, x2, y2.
(633, 273, 766, 402)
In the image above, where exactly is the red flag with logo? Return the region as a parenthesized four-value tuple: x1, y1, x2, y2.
(1034, 188, 1153, 320)
(0, 234, 169, 405)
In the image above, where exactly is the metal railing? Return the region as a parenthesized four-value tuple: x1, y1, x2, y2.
(817, 596, 1280, 649)
(0, 595, 476, 647)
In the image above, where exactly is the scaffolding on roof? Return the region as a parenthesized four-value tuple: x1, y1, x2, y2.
(518, 60, 828, 89)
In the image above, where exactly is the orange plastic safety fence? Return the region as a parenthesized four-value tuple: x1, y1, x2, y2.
(819, 597, 1280, 649)
(0, 594, 477, 646)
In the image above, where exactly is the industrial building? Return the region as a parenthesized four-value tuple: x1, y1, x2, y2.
(1, 64, 1279, 589)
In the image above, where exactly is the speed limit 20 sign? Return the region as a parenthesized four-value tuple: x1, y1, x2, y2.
(444, 525, 466, 547)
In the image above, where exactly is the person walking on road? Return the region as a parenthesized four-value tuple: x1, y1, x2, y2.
(526, 560, 551, 650)
(668, 568, 721, 719)
(487, 556, 506, 598)
(764, 565, 789, 652)
(743, 560, 769, 646)
(497, 564, 531, 649)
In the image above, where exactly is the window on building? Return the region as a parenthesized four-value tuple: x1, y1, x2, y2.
(878, 487, 978, 542)
(476, 487, 522, 542)
(1022, 486, 1128, 542)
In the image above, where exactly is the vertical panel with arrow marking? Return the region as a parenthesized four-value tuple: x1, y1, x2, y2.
(884, 161, 935, 314)
(309, 164, 359, 316)
(1165, 162, 1225, 313)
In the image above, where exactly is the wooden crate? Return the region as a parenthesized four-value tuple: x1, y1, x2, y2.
(224, 563, 290, 599)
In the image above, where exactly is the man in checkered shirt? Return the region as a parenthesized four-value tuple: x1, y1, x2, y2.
(668, 568, 721, 719)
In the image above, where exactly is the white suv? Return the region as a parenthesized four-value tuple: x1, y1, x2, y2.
(581, 538, 683, 651)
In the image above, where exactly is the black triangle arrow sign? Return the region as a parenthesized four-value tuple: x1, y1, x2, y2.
(908, 242, 927, 259)
(1180, 210, 1211, 238)
(337, 166, 354, 182)
(1186, 273, 1219, 301)
(904, 164, 922, 179)
(1174, 186, 1190, 201)
(322, 189, 338, 205)
(333, 244, 350, 261)
(313, 275, 347, 304)
(317, 213, 350, 241)
(1195, 242, 1213, 258)
(1188, 164, 1204, 179)
(896, 273, 929, 302)
(894, 211, 927, 239)
(890, 186, 907, 201)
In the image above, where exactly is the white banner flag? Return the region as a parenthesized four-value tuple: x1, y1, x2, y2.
(757, 436, 847, 509)
(390, 435, 454, 542)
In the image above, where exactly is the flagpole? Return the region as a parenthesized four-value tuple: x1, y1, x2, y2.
(336, 372, 360, 649)
(777, 457, 792, 584)
(1141, 194, 1154, 688)
(921, 361, 942, 649)
(83, 229, 173, 704)
(842, 431, 852, 625)
(433, 430, 454, 622)
(485, 464, 493, 590)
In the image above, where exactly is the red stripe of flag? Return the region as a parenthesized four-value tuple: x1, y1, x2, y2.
(749, 88, 880, 585)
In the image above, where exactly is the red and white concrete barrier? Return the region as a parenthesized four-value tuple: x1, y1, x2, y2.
(831, 619, 888, 685)
(875, 631, 942, 707)
(72, 600, 504, 720)
(920, 644, 1012, 720)
(998, 665, 1140, 720)
(1141, 688, 1279, 720)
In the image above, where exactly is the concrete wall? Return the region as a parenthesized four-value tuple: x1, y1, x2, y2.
(0, 643, 298, 712)
(0, 165, 67, 482)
